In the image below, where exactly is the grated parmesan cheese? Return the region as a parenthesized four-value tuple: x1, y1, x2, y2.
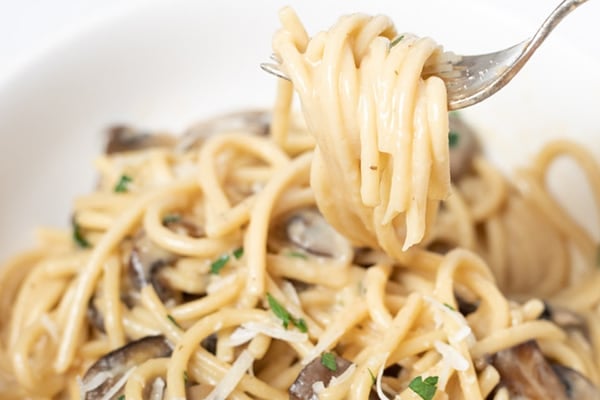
(99, 367, 136, 400)
(205, 350, 255, 400)
(229, 321, 308, 347)
(150, 377, 165, 400)
(312, 380, 326, 394)
(434, 340, 469, 372)
(78, 371, 114, 395)
(424, 295, 475, 347)
(228, 326, 258, 347)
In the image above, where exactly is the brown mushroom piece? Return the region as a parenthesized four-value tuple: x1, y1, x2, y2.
(448, 113, 480, 181)
(289, 354, 385, 400)
(86, 296, 107, 333)
(491, 340, 600, 399)
(540, 302, 589, 339)
(178, 110, 270, 150)
(128, 231, 178, 303)
(289, 354, 353, 400)
(285, 208, 350, 258)
(81, 335, 172, 399)
(105, 125, 176, 154)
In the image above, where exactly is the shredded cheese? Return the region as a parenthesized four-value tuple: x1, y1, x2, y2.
(99, 367, 136, 400)
(205, 350, 255, 400)
(150, 377, 166, 400)
(312, 380, 326, 394)
(78, 371, 114, 394)
(228, 326, 258, 347)
(229, 321, 308, 347)
(434, 340, 469, 371)
(424, 296, 475, 346)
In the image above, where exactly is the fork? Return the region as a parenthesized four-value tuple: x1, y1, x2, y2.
(260, 0, 589, 110)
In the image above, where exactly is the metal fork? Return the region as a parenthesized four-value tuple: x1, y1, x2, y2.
(261, 0, 589, 110)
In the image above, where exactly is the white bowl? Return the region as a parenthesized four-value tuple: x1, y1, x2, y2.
(1, 0, 600, 259)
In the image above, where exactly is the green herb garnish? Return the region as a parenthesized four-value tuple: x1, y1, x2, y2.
(72, 220, 90, 248)
(210, 254, 230, 274)
(167, 314, 182, 329)
(114, 174, 133, 193)
(295, 318, 308, 333)
(320, 352, 337, 372)
(444, 303, 456, 311)
(183, 370, 189, 384)
(117, 396, 125, 400)
(266, 292, 308, 332)
(596, 244, 600, 267)
(233, 247, 244, 259)
(408, 376, 439, 400)
(368, 368, 377, 385)
(287, 251, 308, 260)
(390, 35, 405, 48)
(162, 213, 181, 225)
(449, 131, 460, 148)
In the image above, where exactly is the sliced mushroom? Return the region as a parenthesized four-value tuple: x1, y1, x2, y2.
(540, 302, 589, 340)
(426, 239, 455, 255)
(289, 354, 353, 400)
(552, 364, 600, 399)
(178, 110, 270, 150)
(86, 296, 106, 333)
(129, 231, 178, 303)
(105, 125, 175, 154)
(270, 207, 351, 260)
(81, 335, 172, 399)
(449, 113, 480, 180)
(491, 340, 600, 399)
(289, 354, 390, 400)
(201, 333, 218, 355)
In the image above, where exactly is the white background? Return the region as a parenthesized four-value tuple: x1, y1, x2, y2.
(0, 0, 599, 81)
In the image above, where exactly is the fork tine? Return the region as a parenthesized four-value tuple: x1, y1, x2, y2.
(260, 62, 291, 81)
(269, 53, 283, 63)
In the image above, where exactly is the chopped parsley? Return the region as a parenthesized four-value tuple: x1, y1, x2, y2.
(162, 213, 181, 225)
(117, 396, 125, 400)
(167, 314, 182, 329)
(368, 368, 376, 385)
(183, 370, 189, 384)
(449, 131, 460, 148)
(320, 352, 337, 372)
(287, 251, 308, 260)
(114, 174, 133, 193)
(443, 302, 456, 311)
(295, 318, 308, 333)
(408, 375, 439, 400)
(233, 247, 244, 259)
(72, 220, 90, 248)
(210, 254, 230, 274)
(266, 292, 308, 333)
(390, 34, 405, 48)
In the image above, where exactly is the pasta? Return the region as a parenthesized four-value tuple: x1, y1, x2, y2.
(1, 6, 600, 400)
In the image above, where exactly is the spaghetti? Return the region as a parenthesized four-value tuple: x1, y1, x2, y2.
(1, 7, 600, 400)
